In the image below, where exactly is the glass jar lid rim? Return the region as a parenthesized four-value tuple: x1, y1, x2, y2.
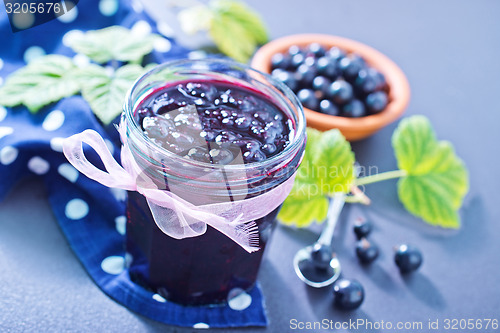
(124, 58, 306, 171)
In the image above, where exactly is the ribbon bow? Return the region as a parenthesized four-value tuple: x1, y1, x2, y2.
(62, 128, 295, 253)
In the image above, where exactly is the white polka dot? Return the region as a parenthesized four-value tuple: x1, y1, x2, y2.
(131, 20, 152, 37)
(63, 29, 83, 47)
(58, 163, 79, 182)
(110, 187, 127, 201)
(153, 38, 171, 53)
(101, 256, 125, 275)
(152, 294, 166, 303)
(57, 3, 78, 23)
(0, 146, 18, 165)
(0, 127, 13, 140)
(43, 110, 65, 131)
(188, 50, 207, 60)
(132, 0, 143, 13)
(0, 58, 3, 71)
(49, 137, 64, 152)
(12, 12, 35, 30)
(0, 106, 5, 122)
(115, 215, 126, 235)
(193, 323, 209, 329)
(157, 21, 175, 38)
(27, 156, 50, 175)
(99, 0, 119, 16)
(227, 288, 252, 311)
(72, 54, 90, 68)
(65, 198, 89, 220)
(23, 46, 46, 64)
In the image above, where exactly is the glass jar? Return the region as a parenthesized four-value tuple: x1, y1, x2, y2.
(122, 59, 306, 306)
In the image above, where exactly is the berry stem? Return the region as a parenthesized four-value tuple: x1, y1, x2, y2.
(349, 185, 371, 205)
(342, 186, 371, 205)
(355, 169, 407, 186)
(344, 195, 364, 204)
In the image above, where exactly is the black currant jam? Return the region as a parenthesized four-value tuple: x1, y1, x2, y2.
(134, 80, 292, 164)
(126, 79, 297, 305)
(127, 192, 281, 305)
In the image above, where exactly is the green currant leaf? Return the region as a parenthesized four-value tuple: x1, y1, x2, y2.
(208, 0, 268, 62)
(278, 128, 355, 227)
(392, 115, 469, 228)
(210, 0, 268, 44)
(0, 55, 80, 113)
(209, 13, 256, 63)
(314, 129, 356, 194)
(278, 188, 329, 228)
(177, 4, 214, 35)
(67, 26, 158, 64)
(76, 64, 146, 125)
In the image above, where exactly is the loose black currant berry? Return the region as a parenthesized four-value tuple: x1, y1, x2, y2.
(310, 243, 333, 270)
(353, 219, 372, 239)
(333, 279, 364, 311)
(356, 238, 379, 264)
(395, 244, 423, 274)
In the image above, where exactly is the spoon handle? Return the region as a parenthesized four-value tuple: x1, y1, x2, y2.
(317, 193, 346, 247)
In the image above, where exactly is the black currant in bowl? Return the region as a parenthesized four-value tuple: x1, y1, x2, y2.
(366, 91, 388, 114)
(297, 89, 319, 110)
(251, 34, 411, 141)
(269, 43, 389, 119)
(319, 100, 340, 116)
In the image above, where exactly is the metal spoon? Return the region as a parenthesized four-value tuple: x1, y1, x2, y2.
(293, 193, 345, 288)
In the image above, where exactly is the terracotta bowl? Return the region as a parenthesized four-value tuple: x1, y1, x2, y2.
(251, 34, 411, 141)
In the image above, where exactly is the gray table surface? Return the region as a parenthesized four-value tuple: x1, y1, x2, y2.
(1, 1, 500, 332)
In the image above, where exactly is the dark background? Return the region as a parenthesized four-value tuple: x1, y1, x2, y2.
(1, 1, 499, 332)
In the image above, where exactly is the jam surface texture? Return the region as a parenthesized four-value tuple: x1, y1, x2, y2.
(134, 80, 292, 164)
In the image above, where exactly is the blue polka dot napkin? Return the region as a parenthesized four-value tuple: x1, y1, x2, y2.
(0, 0, 267, 328)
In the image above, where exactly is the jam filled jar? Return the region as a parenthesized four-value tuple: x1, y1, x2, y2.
(122, 59, 306, 305)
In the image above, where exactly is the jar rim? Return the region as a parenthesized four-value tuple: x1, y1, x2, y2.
(124, 58, 306, 173)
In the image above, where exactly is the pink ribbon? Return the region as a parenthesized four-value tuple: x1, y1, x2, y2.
(62, 128, 295, 253)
